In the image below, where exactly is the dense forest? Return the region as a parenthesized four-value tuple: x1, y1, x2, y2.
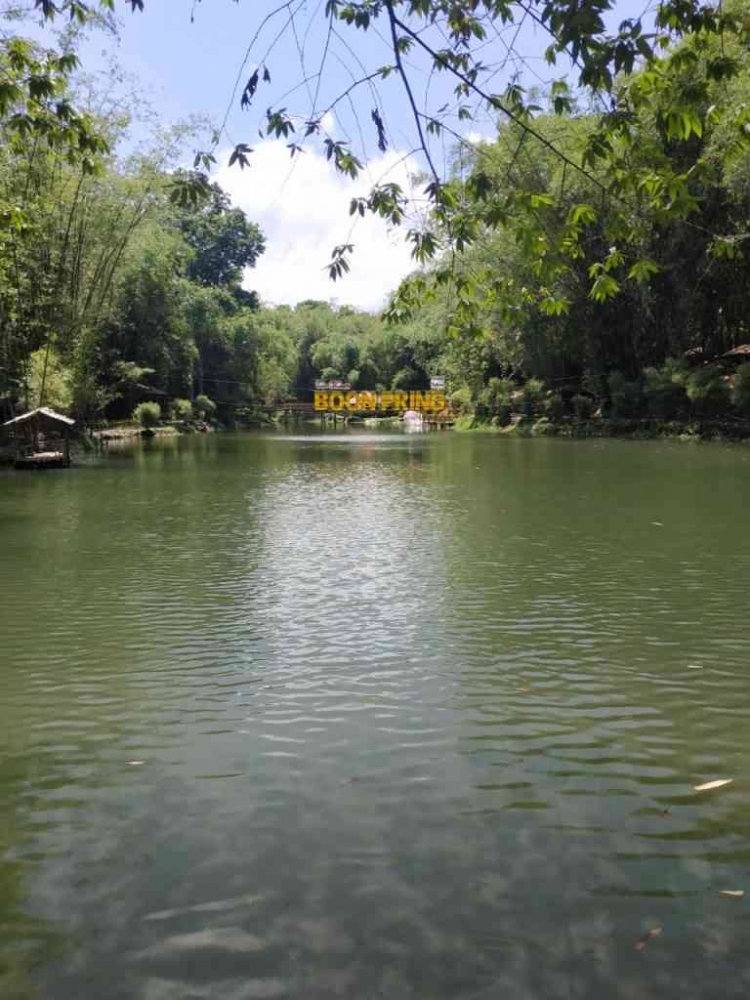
(2, 2, 750, 432)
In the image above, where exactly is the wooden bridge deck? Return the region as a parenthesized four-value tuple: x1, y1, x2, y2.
(263, 401, 453, 426)
(14, 451, 69, 469)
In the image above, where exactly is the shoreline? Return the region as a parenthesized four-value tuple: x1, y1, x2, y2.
(93, 422, 213, 441)
(453, 415, 750, 442)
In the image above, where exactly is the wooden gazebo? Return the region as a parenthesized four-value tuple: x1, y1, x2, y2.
(2, 407, 75, 469)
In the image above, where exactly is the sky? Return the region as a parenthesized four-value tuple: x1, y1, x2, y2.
(56, 0, 644, 311)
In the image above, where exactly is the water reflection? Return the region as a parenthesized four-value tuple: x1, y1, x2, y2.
(1, 431, 750, 998)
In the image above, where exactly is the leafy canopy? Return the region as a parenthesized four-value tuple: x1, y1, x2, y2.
(14, 0, 750, 332)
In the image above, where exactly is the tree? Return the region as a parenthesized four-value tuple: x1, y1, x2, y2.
(12, 0, 750, 429)
(155, 0, 750, 328)
(176, 180, 265, 289)
(97, 229, 195, 403)
(26, 0, 750, 323)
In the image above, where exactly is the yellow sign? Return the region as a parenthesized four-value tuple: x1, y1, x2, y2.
(314, 390, 447, 412)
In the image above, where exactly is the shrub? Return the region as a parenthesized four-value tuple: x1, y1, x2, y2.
(517, 378, 546, 417)
(132, 401, 161, 428)
(544, 390, 566, 422)
(685, 366, 727, 417)
(582, 371, 607, 400)
(643, 358, 688, 419)
(731, 363, 750, 415)
(171, 398, 194, 421)
(607, 370, 643, 418)
(450, 385, 474, 414)
(532, 417, 555, 435)
(571, 393, 594, 419)
(194, 394, 217, 419)
(480, 377, 514, 424)
(234, 405, 266, 425)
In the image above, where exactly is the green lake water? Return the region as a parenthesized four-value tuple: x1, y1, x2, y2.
(1, 429, 750, 1000)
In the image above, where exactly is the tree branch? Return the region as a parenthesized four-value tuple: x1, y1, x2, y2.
(391, 12, 605, 192)
(385, 0, 439, 184)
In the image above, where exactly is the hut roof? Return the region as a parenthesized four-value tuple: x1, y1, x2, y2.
(2, 406, 75, 429)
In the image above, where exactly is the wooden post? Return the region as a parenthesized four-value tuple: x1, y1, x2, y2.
(64, 427, 70, 467)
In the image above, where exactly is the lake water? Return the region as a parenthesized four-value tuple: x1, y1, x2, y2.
(2, 429, 750, 1000)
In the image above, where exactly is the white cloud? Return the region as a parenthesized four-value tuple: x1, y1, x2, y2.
(215, 142, 419, 311)
(464, 130, 492, 145)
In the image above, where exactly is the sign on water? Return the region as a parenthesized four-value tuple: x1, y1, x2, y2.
(314, 390, 447, 412)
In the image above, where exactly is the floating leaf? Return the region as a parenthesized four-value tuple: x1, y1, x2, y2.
(694, 779, 733, 792)
(718, 890, 745, 898)
(634, 925, 663, 952)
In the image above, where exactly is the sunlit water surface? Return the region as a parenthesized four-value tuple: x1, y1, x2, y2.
(2, 429, 750, 999)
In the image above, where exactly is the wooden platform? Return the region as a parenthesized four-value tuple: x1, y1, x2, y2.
(14, 451, 69, 470)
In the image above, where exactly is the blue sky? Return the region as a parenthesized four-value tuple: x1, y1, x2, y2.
(64, 0, 646, 309)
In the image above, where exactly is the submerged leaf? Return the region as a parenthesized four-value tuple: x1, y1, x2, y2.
(694, 779, 733, 792)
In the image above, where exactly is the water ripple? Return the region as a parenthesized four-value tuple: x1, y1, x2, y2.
(2, 432, 750, 998)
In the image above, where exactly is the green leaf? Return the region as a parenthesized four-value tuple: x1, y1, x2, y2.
(539, 296, 570, 315)
(568, 203, 597, 226)
(228, 143, 253, 169)
(627, 259, 660, 283)
(530, 193, 555, 209)
(589, 273, 620, 302)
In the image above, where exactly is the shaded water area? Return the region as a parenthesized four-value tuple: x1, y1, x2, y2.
(2, 429, 750, 1000)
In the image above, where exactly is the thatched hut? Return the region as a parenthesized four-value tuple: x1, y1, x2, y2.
(2, 407, 75, 469)
(722, 344, 750, 367)
(684, 346, 708, 366)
